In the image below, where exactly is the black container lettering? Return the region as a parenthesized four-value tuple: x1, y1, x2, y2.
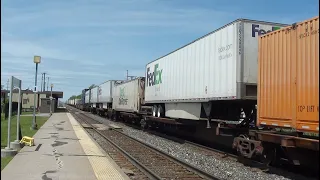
(298, 105, 305, 112)
(298, 105, 318, 113)
(307, 105, 315, 112)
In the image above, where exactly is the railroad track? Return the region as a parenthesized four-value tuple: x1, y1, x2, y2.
(67, 106, 317, 180)
(67, 107, 220, 180)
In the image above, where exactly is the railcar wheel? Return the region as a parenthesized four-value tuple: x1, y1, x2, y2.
(260, 146, 277, 167)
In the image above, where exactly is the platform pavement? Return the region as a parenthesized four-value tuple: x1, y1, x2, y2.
(1, 112, 130, 180)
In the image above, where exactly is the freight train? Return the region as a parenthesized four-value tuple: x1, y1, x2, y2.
(66, 98, 81, 108)
(67, 17, 319, 169)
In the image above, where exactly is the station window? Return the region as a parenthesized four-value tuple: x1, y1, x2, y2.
(23, 99, 28, 104)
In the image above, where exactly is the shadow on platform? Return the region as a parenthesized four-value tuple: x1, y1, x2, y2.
(55, 108, 68, 113)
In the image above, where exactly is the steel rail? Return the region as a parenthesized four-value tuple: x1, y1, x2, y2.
(70, 108, 220, 180)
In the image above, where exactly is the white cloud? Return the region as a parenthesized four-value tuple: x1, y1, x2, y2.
(1, 42, 105, 67)
(2, 0, 317, 102)
(2, 1, 234, 33)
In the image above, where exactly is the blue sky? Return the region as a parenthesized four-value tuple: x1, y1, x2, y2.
(1, 0, 318, 101)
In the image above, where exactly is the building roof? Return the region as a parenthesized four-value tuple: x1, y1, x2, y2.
(1, 90, 63, 98)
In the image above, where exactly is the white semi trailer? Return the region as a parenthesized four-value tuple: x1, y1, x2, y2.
(144, 19, 288, 127)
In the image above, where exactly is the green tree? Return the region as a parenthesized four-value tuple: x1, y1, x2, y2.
(68, 84, 96, 100)
(69, 94, 82, 100)
(68, 95, 77, 100)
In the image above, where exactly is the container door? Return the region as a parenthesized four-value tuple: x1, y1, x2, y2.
(295, 18, 319, 133)
(257, 26, 296, 128)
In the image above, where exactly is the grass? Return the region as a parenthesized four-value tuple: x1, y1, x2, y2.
(1, 157, 13, 170)
(1, 113, 49, 171)
(21, 111, 39, 115)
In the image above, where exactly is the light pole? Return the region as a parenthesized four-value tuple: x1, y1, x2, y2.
(47, 77, 50, 91)
(50, 84, 53, 115)
(14, 87, 21, 142)
(31, 56, 41, 130)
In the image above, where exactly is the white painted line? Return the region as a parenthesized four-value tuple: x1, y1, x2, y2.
(272, 123, 278, 126)
(284, 124, 291, 127)
(302, 126, 310, 129)
(260, 122, 267, 125)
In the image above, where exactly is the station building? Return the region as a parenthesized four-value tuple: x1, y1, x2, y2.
(1, 89, 63, 113)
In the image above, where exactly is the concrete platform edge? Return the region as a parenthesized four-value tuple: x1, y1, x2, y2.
(66, 113, 130, 180)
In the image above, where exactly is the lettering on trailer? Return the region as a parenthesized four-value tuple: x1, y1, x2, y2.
(98, 86, 102, 95)
(119, 87, 128, 105)
(299, 25, 319, 39)
(147, 63, 163, 87)
(217, 44, 233, 60)
(298, 105, 319, 113)
(252, 24, 281, 37)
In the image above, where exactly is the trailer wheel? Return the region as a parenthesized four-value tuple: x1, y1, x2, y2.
(152, 105, 158, 117)
(157, 105, 164, 117)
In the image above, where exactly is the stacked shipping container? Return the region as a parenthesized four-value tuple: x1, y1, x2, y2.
(258, 16, 319, 133)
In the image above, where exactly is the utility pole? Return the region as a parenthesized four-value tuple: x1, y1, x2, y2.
(47, 77, 49, 91)
(126, 70, 135, 80)
(126, 70, 128, 80)
(50, 84, 53, 115)
(6, 79, 9, 90)
(43, 73, 46, 92)
(41, 73, 44, 91)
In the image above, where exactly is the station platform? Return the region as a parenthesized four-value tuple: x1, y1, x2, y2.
(1, 112, 130, 180)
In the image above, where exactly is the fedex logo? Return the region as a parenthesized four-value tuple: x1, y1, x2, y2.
(147, 63, 162, 87)
(252, 24, 281, 37)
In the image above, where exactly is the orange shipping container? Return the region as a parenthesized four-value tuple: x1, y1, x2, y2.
(258, 16, 319, 133)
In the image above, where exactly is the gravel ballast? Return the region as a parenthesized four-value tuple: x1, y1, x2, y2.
(83, 113, 312, 180)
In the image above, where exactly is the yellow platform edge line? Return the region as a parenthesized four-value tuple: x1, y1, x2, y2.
(66, 113, 127, 180)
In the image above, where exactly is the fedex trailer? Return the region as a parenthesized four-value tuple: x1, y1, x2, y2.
(144, 18, 288, 126)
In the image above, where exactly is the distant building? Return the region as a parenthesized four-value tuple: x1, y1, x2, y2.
(0, 89, 63, 112)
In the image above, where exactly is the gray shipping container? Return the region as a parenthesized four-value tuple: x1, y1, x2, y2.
(112, 77, 145, 113)
(85, 90, 90, 104)
(97, 80, 123, 109)
(90, 86, 98, 106)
